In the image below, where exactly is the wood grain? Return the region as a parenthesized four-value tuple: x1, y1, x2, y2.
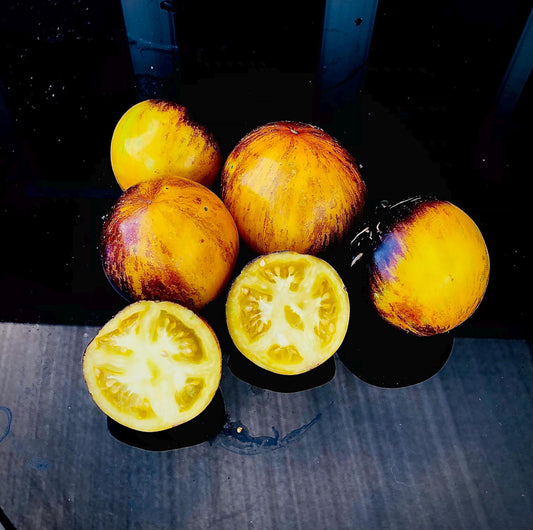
(0, 323, 531, 529)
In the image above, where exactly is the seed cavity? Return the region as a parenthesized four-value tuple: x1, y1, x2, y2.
(266, 344, 303, 364)
(311, 275, 339, 345)
(284, 305, 304, 331)
(96, 312, 141, 353)
(239, 285, 272, 340)
(258, 261, 305, 290)
(175, 377, 205, 411)
(156, 310, 204, 363)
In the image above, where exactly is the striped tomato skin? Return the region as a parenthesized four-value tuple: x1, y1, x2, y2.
(111, 99, 221, 190)
(364, 198, 489, 336)
(101, 177, 239, 311)
(221, 121, 366, 255)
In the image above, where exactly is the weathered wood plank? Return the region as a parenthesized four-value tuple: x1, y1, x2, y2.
(0, 323, 531, 529)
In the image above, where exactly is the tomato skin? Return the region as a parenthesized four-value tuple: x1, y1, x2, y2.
(352, 197, 490, 336)
(110, 99, 222, 190)
(101, 177, 239, 311)
(221, 121, 366, 255)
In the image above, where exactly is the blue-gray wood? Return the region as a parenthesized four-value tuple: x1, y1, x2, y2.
(317, 0, 379, 130)
(120, 0, 180, 100)
(494, 7, 533, 122)
(0, 322, 532, 529)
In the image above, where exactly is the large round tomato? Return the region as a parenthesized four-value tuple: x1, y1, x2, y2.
(351, 197, 490, 336)
(110, 99, 222, 190)
(101, 176, 239, 311)
(220, 121, 366, 255)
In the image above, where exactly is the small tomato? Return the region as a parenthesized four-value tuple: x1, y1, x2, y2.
(111, 99, 221, 190)
(350, 197, 490, 336)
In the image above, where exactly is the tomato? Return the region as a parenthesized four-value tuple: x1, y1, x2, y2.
(351, 197, 490, 336)
(82, 301, 222, 432)
(226, 251, 350, 375)
(220, 121, 366, 255)
(101, 176, 239, 311)
(110, 99, 222, 190)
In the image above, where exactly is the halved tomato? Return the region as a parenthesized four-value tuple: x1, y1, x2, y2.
(226, 252, 350, 375)
(82, 301, 222, 432)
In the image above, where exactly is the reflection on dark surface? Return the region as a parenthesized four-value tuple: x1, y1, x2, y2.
(339, 265, 454, 388)
(339, 315, 454, 388)
(228, 350, 336, 393)
(107, 389, 226, 451)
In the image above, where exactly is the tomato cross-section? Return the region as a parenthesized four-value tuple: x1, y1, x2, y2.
(226, 252, 350, 375)
(83, 301, 222, 432)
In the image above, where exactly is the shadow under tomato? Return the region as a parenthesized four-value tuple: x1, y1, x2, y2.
(339, 271, 454, 388)
(107, 389, 226, 451)
(228, 349, 336, 393)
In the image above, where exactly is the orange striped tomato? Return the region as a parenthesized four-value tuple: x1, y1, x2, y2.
(221, 121, 366, 255)
(110, 100, 221, 190)
(101, 177, 239, 311)
(352, 197, 489, 336)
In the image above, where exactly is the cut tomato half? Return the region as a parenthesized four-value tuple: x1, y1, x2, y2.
(82, 301, 222, 432)
(226, 252, 350, 375)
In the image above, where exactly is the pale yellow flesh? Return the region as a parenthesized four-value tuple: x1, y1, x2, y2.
(226, 252, 350, 375)
(83, 301, 221, 432)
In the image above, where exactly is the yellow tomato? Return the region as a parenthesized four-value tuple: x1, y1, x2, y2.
(367, 198, 490, 335)
(101, 177, 239, 311)
(221, 121, 366, 255)
(110, 99, 221, 190)
(226, 252, 350, 375)
(82, 301, 222, 432)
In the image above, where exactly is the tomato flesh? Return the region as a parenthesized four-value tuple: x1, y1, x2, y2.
(83, 301, 221, 432)
(226, 252, 350, 375)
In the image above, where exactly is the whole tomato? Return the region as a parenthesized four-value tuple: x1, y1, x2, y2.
(350, 196, 490, 336)
(220, 121, 366, 255)
(101, 177, 239, 311)
(110, 99, 222, 190)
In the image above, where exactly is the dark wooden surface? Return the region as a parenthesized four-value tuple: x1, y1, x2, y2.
(1, 322, 531, 529)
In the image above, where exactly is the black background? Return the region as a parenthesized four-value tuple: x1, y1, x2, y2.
(1, 0, 531, 337)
